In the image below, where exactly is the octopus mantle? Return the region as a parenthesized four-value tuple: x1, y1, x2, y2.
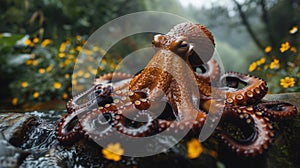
(56, 22, 297, 156)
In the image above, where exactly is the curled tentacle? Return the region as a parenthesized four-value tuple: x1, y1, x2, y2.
(56, 112, 85, 145)
(80, 106, 117, 141)
(216, 106, 274, 156)
(114, 104, 158, 137)
(255, 101, 297, 120)
(157, 113, 206, 135)
(66, 86, 96, 113)
(194, 59, 220, 83)
(219, 72, 268, 105)
(67, 84, 114, 114)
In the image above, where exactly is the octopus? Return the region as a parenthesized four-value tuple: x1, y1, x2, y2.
(56, 22, 297, 156)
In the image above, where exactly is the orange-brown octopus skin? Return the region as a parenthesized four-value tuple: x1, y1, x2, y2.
(56, 22, 297, 157)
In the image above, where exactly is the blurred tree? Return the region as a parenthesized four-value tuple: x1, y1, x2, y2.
(0, 0, 146, 42)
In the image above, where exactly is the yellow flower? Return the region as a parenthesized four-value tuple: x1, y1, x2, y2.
(72, 79, 77, 85)
(65, 74, 70, 79)
(33, 92, 39, 98)
(25, 59, 32, 65)
(53, 82, 62, 89)
(187, 139, 203, 159)
(32, 60, 38, 66)
(76, 35, 81, 41)
(39, 68, 45, 74)
(290, 47, 297, 53)
(102, 143, 124, 161)
(289, 26, 298, 34)
(256, 57, 266, 65)
(41, 39, 52, 47)
(24, 39, 32, 46)
(93, 46, 100, 52)
(11, 98, 18, 106)
(76, 46, 82, 51)
(33, 37, 39, 43)
(280, 77, 295, 88)
(46, 65, 53, 72)
(77, 70, 84, 77)
(59, 52, 65, 58)
(21, 82, 28, 88)
(64, 59, 71, 66)
(63, 93, 68, 99)
(59, 41, 70, 52)
(280, 42, 290, 53)
(81, 49, 94, 56)
(270, 59, 280, 69)
(264, 46, 272, 53)
(83, 73, 90, 78)
(248, 62, 257, 72)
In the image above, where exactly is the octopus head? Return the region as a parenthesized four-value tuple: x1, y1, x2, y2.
(152, 22, 215, 66)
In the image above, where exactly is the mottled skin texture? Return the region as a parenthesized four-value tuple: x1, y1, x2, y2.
(56, 22, 297, 156)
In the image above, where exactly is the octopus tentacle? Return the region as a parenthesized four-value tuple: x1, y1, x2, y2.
(66, 86, 96, 113)
(114, 104, 158, 137)
(255, 101, 297, 120)
(216, 106, 274, 156)
(219, 72, 268, 105)
(56, 111, 85, 145)
(194, 59, 220, 83)
(80, 106, 117, 141)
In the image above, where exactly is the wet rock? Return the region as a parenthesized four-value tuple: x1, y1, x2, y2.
(0, 133, 30, 168)
(20, 148, 66, 168)
(0, 113, 37, 147)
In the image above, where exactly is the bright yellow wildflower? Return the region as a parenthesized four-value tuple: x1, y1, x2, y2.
(41, 39, 52, 47)
(11, 98, 18, 106)
(270, 59, 280, 69)
(83, 73, 90, 78)
(256, 57, 266, 65)
(248, 62, 257, 72)
(53, 82, 62, 89)
(59, 52, 65, 58)
(32, 60, 38, 66)
(76, 35, 81, 41)
(290, 47, 297, 53)
(264, 46, 272, 53)
(24, 39, 32, 45)
(65, 74, 70, 79)
(82, 49, 94, 56)
(21, 82, 28, 88)
(33, 92, 40, 98)
(280, 42, 290, 53)
(63, 93, 68, 99)
(72, 79, 77, 85)
(33, 37, 39, 43)
(25, 59, 32, 65)
(93, 46, 100, 52)
(76, 46, 82, 51)
(289, 26, 298, 34)
(102, 143, 124, 161)
(39, 68, 45, 74)
(280, 77, 295, 88)
(64, 59, 71, 66)
(59, 41, 70, 52)
(187, 138, 203, 159)
(77, 70, 84, 77)
(46, 65, 53, 72)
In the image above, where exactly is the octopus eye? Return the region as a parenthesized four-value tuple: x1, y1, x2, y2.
(179, 41, 189, 48)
